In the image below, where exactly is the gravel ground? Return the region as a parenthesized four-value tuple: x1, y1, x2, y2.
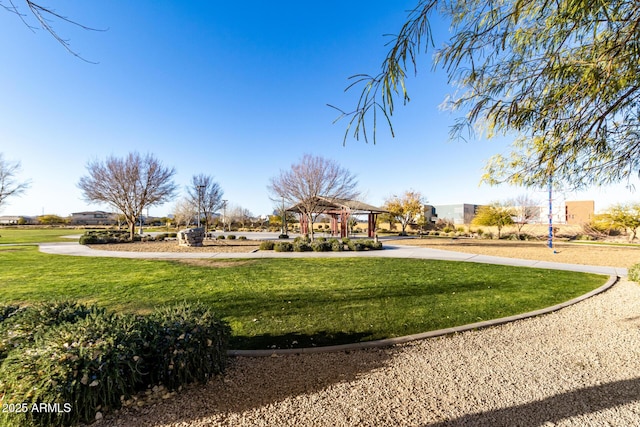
(100, 278, 640, 427)
(87, 240, 260, 253)
(386, 238, 640, 269)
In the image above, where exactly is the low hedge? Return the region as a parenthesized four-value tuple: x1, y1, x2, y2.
(78, 230, 137, 245)
(259, 241, 275, 250)
(0, 301, 230, 427)
(261, 238, 383, 252)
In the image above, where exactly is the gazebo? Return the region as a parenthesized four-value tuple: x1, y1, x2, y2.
(286, 196, 388, 238)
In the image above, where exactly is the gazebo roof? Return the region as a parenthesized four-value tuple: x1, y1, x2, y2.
(285, 196, 388, 214)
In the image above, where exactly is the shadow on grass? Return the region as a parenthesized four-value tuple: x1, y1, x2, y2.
(230, 330, 375, 350)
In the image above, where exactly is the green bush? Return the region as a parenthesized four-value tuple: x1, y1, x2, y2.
(0, 302, 230, 427)
(278, 234, 289, 239)
(629, 263, 640, 283)
(78, 234, 99, 245)
(0, 301, 98, 361)
(346, 240, 364, 251)
(238, 235, 247, 240)
(0, 311, 144, 427)
(144, 302, 231, 391)
(293, 241, 312, 252)
(78, 230, 133, 245)
(0, 305, 20, 323)
(329, 238, 344, 252)
(311, 240, 331, 252)
(259, 241, 275, 250)
(227, 235, 237, 240)
(216, 235, 226, 240)
(274, 242, 293, 252)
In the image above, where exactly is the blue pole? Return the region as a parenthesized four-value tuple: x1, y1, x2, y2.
(548, 174, 553, 249)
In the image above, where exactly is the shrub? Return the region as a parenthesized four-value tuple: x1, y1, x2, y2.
(293, 241, 312, 252)
(227, 235, 237, 240)
(347, 240, 365, 251)
(329, 238, 344, 252)
(0, 301, 98, 361)
(278, 234, 289, 239)
(0, 302, 230, 427)
(362, 240, 383, 250)
(0, 311, 143, 427)
(630, 263, 640, 283)
(293, 236, 311, 244)
(274, 242, 293, 252)
(259, 241, 275, 250)
(311, 240, 331, 252)
(144, 302, 231, 391)
(216, 235, 226, 240)
(78, 234, 99, 245)
(238, 235, 247, 240)
(0, 305, 20, 323)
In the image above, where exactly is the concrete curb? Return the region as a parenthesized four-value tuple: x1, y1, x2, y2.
(227, 274, 619, 357)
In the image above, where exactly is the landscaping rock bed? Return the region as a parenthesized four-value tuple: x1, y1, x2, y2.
(88, 240, 260, 253)
(102, 279, 640, 426)
(386, 237, 640, 268)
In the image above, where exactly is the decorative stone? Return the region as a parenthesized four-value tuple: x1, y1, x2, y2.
(177, 228, 205, 247)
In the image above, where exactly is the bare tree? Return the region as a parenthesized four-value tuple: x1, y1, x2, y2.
(227, 204, 253, 230)
(186, 174, 223, 233)
(78, 152, 178, 239)
(173, 197, 197, 229)
(0, 153, 30, 212)
(2, 0, 103, 61)
(268, 154, 359, 240)
(508, 194, 540, 238)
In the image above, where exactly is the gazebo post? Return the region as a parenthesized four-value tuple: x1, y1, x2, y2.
(300, 213, 308, 236)
(368, 213, 377, 238)
(331, 214, 339, 236)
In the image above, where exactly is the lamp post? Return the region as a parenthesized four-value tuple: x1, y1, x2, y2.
(222, 199, 228, 232)
(196, 184, 205, 228)
(548, 174, 554, 251)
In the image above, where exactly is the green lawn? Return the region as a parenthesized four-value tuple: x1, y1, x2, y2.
(0, 246, 607, 349)
(0, 228, 84, 243)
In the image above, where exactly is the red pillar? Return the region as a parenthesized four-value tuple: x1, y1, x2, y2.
(368, 213, 377, 238)
(300, 213, 308, 235)
(331, 214, 339, 236)
(340, 209, 349, 238)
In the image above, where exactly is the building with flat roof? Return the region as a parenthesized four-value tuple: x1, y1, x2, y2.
(70, 211, 118, 226)
(565, 200, 595, 225)
(433, 204, 482, 225)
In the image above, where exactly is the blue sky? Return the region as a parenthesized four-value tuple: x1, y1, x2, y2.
(1, 1, 637, 218)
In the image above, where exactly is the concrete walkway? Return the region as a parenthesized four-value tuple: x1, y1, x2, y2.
(38, 241, 628, 277)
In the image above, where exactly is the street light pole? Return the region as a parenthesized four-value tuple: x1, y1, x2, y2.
(222, 199, 228, 232)
(197, 184, 205, 228)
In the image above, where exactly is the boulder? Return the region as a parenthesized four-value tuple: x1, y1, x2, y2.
(177, 228, 205, 247)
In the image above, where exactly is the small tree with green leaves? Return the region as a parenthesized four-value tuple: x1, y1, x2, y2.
(384, 190, 425, 236)
(472, 203, 515, 239)
(598, 203, 640, 242)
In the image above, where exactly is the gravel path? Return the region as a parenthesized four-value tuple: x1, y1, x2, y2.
(101, 278, 640, 427)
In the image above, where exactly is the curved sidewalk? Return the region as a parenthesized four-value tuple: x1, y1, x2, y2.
(38, 241, 628, 277)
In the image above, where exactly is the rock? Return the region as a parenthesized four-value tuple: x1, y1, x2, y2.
(177, 228, 205, 247)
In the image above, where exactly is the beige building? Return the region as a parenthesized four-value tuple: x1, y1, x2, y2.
(565, 200, 595, 225)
